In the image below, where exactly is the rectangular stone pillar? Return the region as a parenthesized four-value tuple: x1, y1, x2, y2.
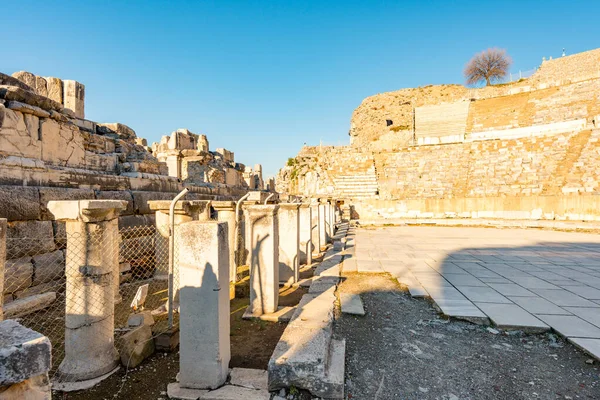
(298, 204, 312, 266)
(63, 79, 85, 119)
(212, 201, 237, 283)
(311, 203, 320, 256)
(0, 218, 5, 321)
(149, 200, 212, 280)
(47, 200, 126, 383)
(245, 205, 279, 316)
(278, 204, 300, 285)
(173, 221, 230, 391)
(319, 202, 328, 249)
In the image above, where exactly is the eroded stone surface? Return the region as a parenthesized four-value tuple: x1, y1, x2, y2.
(0, 320, 51, 386)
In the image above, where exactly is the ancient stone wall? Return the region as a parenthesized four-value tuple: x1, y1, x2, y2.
(350, 47, 600, 150)
(1, 70, 265, 310)
(280, 126, 600, 221)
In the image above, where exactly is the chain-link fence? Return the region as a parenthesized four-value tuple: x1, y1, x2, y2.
(3, 222, 176, 383)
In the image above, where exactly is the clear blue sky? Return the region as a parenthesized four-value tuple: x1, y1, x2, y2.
(3, 1, 599, 178)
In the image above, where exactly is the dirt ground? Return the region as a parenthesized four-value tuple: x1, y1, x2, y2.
(56, 284, 308, 400)
(335, 272, 600, 400)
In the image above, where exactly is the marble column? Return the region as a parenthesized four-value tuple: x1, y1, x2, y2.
(47, 200, 126, 382)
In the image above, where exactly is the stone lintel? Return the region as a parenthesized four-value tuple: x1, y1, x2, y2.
(0, 320, 51, 386)
(47, 200, 127, 222)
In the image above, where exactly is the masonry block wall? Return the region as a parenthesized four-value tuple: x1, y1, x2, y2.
(349, 48, 600, 151)
(0, 71, 260, 313)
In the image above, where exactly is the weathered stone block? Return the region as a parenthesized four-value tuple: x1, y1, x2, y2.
(0, 108, 42, 160)
(0, 373, 51, 400)
(40, 119, 85, 167)
(3, 292, 56, 319)
(32, 250, 65, 285)
(96, 190, 134, 215)
(14, 280, 64, 300)
(132, 191, 176, 214)
(63, 80, 85, 119)
(0, 186, 40, 221)
(6, 220, 56, 258)
(45, 76, 63, 104)
(0, 85, 62, 112)
(10, 72, 37, 92)
(0, 320, 52, 386)
(4, 257, 33, 294)
(97, 123, 135, 139)
(0, 72, 34, 91)
(117, 324, 155, 368)
(6, 100, 50, 118)
(39, 187, 95, 220)
(127, 310, 155, 327)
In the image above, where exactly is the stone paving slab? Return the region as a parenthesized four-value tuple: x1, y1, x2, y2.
(508, 296, 571, 315)
(536, 315, 600, 338)
(530, 289, 599, 307)
(568, 337, 600, 359)
(340, 293, 365, 316)
(563, 307, 600, 328)
(475, 303, 549, 332)
(355, 225, 600, 359)
(456, 286, 512, 304)
(487, 283, 536, 297)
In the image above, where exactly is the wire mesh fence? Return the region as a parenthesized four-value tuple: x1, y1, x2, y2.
(3, 222, 176, 383)
(3, 211, 252, 388)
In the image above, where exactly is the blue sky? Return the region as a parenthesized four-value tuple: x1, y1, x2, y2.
(3, 1, 599, 177)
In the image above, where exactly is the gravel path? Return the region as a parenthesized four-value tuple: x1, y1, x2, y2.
(335, 273, 600, 400)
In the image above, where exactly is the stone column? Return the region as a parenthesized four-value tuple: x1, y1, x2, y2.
(172, 221, 230, 391)
(319, 201, 328, 249)
(328, 199, 336, 238)
(212, 201, 236, 283)
(0, 218, 5, 321)
(47, 200, 126, 382)
(310, 202, 320, 256)
(149, 200, 212, 280)
(245, 205, 279, 316)
(298, 204, 312, 266)
(278, 204, 300, 285)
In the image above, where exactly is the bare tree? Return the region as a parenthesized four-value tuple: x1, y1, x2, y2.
(464, 48, 512, 86)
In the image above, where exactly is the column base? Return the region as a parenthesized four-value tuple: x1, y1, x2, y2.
(52, 366, 119, 392)
(242, 306, 295, 322)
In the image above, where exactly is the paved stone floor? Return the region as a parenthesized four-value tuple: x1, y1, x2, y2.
(354, 226, 600, 359)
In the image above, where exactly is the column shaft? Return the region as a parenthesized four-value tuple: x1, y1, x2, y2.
(245, 205, 279, 315)
(177, 221, 230, 389)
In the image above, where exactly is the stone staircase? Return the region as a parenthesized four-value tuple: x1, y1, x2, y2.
(333, 166, 378, 199)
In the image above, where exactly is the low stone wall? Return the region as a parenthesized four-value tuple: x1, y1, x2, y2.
(351, 194, 600, 222)
(1, 185, 246, 309)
